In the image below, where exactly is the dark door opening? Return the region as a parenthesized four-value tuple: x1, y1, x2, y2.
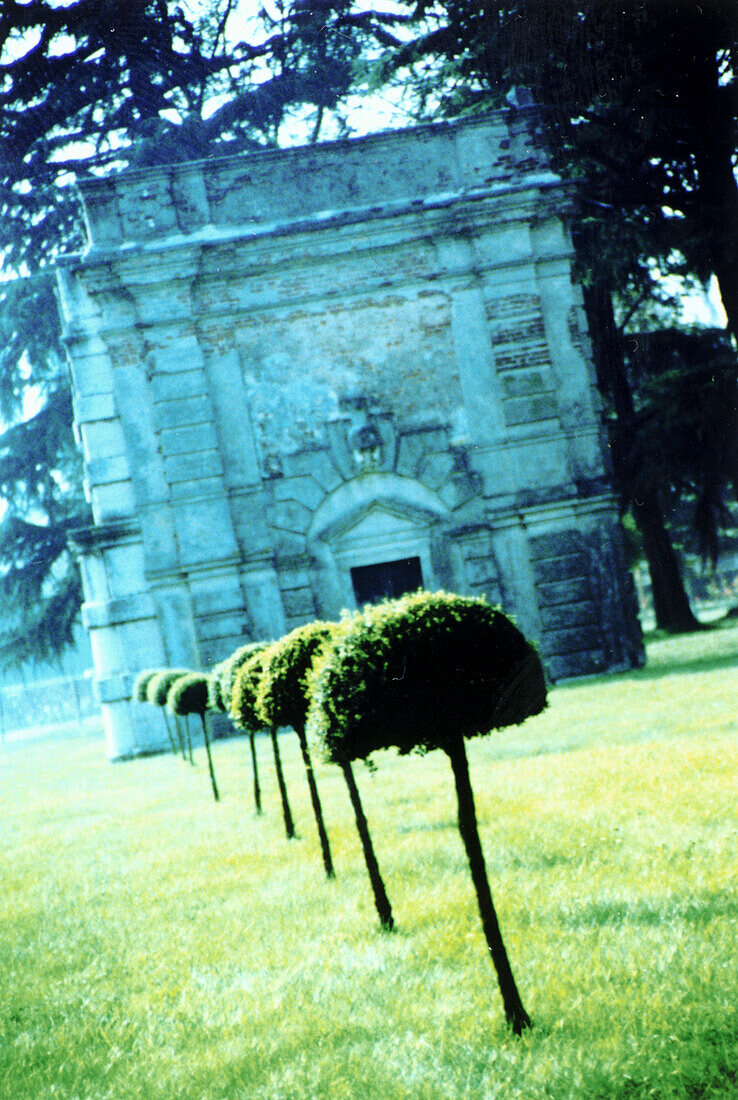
(350, 557, 423, 606)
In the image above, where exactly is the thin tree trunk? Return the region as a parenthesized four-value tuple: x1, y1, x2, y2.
(445, 737, 531, 1035)
(163, 711, 183, 758)
(340, 760, 394, 931)
(248, 729, 262, 814)
(269, 727, 295, 839)
(296, 723, 335, 879)
(183, 716, 194, 765)
(199, 714, 220, 802)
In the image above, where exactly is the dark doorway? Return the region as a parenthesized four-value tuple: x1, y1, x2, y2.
(350, 557, 423, 606)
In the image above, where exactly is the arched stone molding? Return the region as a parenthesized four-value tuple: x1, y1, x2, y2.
(307, 472, 450, 613)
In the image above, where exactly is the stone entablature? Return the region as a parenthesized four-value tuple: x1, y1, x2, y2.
(57, 111, 643, 759)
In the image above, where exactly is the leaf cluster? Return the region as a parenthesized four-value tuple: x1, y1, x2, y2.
(145, 668, 191, 707)
(132, 668, 162, 703)
(166, 672, 210, 717)
(615, 327, 738, 564)
(307, 590, 546, 764)
(216, 640, 268, 713)
(256, 619, 337, 732)
(230, 648, 271, 732)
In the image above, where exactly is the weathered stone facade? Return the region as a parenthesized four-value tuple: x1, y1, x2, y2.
(57, 111, 643, 759)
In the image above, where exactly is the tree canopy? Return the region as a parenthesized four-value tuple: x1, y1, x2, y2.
(0, 0, 390, 666)
(1, 0, 736, 662)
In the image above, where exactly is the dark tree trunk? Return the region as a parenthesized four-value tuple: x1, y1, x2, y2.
(248, 729, 262, 814)
(582, 280, 700, 633)
(199, 714, 220, 802)
(269, 727, 295, 839)
(296, 723, 335, 879)
(340, 760, 394, 931)
(445, 736, 531, 1035)
(162, 710, 181, 758)
(635, 488, 702, 633)
(183, 716, 194, 765)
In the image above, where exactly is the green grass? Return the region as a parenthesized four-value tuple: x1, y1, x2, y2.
(1, 623, 736, 1099)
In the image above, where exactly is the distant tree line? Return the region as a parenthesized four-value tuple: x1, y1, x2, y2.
(1, 0, 736, 664)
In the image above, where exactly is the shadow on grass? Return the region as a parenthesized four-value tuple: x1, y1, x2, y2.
(619, 649, 738, 683)
(562, 891, 738, 929)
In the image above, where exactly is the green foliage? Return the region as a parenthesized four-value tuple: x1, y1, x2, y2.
(256, 620, 337, 733)
(2, 625, 736, 1098)
(217, 641, 268, 713)
(145, 668, 192, 708)
(167, 673, 210, 718)
(0, 0, 387, 665)
(230, 649, 271, 733)
(309, 591, 547, 763)
(617, 327, 738, 565)
(207, 661, 228, 713)
(132, 669, 163, 704)
(0, 276, 91, 669)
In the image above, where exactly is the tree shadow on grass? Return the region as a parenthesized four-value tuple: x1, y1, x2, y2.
(619, 649, 738, 683)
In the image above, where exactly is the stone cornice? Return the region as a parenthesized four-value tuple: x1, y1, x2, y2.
(68, 518, 142, 555)
(66, 177, 565, 278)
(74, 110, 556, 250)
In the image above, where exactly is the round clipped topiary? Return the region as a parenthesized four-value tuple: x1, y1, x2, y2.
(308, 590, 547, 1033)
(132, 669, 161, 703)
(132, 668, 179, 755)
(310, 591, 546, 762)
(256, 621, 337, 877)
(207, 661, 227, 713)
(256, 617, 396, 926)
(256, 620, 336, 733)
(144, 667, 193, 760)
(209, 646, 267, 813)
(218, 641, 268, 713)
(232, 648, 295, 839)
(146, 668, 192, 708)
(167, 672, 220, 802)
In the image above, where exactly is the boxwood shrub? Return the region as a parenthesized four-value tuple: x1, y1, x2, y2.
(232, 647, 295, 838)
(307, 590, 546, 1032)
(217, 641, 268, 712)
(167, 672, 220, 801)
(256, 621, 337, 877)
(308, 590, 546, 762)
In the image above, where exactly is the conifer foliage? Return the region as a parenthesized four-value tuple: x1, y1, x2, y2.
(0, 0, 389, 665)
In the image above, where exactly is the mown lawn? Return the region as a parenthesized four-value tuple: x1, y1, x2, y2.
(1, 623, 736, 1099)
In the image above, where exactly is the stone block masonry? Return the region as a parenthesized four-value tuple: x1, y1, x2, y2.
(57, 111, 643, 759)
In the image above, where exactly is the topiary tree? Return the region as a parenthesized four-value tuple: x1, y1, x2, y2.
(308, 591, 547, 1034)
(214, 642, 269, 814)
(231, 648, 295, 840)
(217, 642, 268, 713)
(256, 621, 336, 879)
(145, 668, 194, 762)
(132, 668, 179, 755)
(167, 672, 220, 802)
(304, 619, 396, 931)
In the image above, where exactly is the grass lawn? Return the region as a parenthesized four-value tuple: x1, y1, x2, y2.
(1, 623, 736, 1099)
